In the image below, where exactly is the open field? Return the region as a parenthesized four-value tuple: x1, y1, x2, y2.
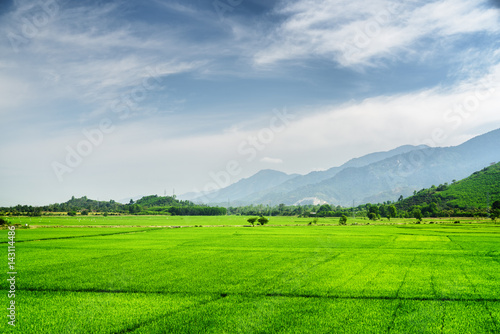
(4, 215, 493, 227)
(2, 217, 500, 333)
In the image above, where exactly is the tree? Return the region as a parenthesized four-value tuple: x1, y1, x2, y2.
(387, 205, 397, 221)
(491, 201, 500, 221)
(247, 217, 257, 227)
(81, 209, 89, 216)
(367, 204, 380, 220)
(257, 216, 269, 226)
(339, 215, 347, 225)
(31, 207, 42, 217)
(412, 208, 423, 222)
(318, 204, 332, 214)
(379, 205, 387, 218)
(68, 211, 77, 216)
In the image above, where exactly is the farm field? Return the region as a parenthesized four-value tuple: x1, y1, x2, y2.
(1, 218, 500, 333)
(5, 214, 491, 227)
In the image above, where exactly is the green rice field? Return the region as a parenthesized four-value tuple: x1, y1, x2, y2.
(2, 217, 500, 333)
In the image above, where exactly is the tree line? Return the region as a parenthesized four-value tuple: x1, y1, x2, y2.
(0, 195, 226, 216)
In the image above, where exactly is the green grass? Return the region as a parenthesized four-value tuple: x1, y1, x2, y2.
(6, 214, 491, 227)
(1, 219, 499, 333)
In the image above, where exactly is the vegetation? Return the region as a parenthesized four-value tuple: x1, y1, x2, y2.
(257, 216, 269, 226)
(0, 195, 226, 216)
(2, 163, 497, 221)
(396, 162, 500, 215)
(247, 217, 257, 226)
(5, 220, 500, 333)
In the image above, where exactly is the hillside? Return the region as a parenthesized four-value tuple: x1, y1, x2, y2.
(209, 128, 500, 206)
(1, 195, 226, 216)
(396, 162, 500, 211)
(187, 169, 299, 203)
(187, 144, 429, 205)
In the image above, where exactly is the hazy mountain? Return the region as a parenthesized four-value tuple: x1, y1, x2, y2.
(188, 169, 299, 204)
(242, 144, 430, 204)
(271, 128, 500, 206)
(192, 128, 500, 206)
(187, 144, 429, 205)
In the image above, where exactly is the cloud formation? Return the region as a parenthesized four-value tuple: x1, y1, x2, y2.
(254, 0, 499, 68)
(1, 0, 499, 206)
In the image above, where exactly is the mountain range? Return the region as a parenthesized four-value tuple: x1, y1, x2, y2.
(180, 128, 500, 207)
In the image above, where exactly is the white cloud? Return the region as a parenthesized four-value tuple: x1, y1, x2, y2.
(1, 0, 500, 206)
(0, 1, 208, 126)
(260, 157, 284, 164)
(254, 0, 500, 68)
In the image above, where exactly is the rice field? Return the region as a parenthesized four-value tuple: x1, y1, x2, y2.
(1, 218, 499, 333)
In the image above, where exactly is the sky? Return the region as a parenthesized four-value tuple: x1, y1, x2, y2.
(1, 0, 500, 206)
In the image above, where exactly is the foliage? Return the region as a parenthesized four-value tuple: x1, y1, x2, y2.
(247, 217, 257, 226)
(412, 208, 423, 221)
(492, 200, 500, 221)
(0, 195, 226, 216)
(257, 216, 269, 225)
(339, 215, 347, 225)
(396, 162, 500, 217)
(387, 205, 397, 220)
(0, 217, 9, 226)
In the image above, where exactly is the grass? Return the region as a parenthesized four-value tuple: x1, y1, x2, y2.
(1, 217, 499, 333)
(5, 215, 493, 227)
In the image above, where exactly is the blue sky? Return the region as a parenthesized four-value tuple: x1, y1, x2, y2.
(1, 0, 500, 206)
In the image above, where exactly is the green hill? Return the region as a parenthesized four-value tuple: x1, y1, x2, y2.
(396, 162, 500, 212)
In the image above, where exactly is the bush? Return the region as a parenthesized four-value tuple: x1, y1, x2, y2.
(68, 211, 77, 216)
(0, 217, 10, 226)
(257, 216, 269, 226)
(339, 215, 348, 225)
(247, 217, 258, 226)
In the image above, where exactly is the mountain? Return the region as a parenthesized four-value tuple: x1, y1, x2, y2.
(191, 128, 500, 206)
(187, 144, 429, 205)
(187, 169, 299, 204)
(396, 162, 500, 211)
(278, 128, 500, 206)
(242, 144, 430, 205)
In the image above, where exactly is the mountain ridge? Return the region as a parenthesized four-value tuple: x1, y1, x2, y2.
(183, 128, 500, 206)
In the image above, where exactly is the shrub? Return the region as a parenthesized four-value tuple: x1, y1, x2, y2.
(339, 215, 348, 225)
(257, 216, 269, 226)
(247, 217, 258, 227)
